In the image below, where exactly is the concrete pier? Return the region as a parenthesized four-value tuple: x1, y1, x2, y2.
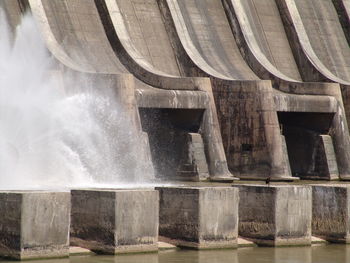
(70, 189, 159, 254)
(0, 191, 70, 260)
(157, 187, 239, 249)
(312, 185, 350, 243)
(236, 185, 312, 246)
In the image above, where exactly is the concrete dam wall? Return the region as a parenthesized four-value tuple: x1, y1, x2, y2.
(1, 0, 350, 182)
(1, 0, 350, 259)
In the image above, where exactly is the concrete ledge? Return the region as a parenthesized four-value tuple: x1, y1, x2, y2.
(235, 185, 312, 246)
(237, 237, 256, 248)
(71, 189, 159, 254)
(312, 185, 350, 243)
(69, 246, 94, 256)
(0, 191, 70, 260)
(311, 236, 327, 245)
(157, 187, 239, 249)
(158, 241, 177, 251)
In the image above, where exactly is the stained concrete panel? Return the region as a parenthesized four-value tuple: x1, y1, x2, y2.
(293, 0, 350, 81)
(227, 0, 302, 81)
(332, 0, 350, 44)
(39, 0, 127, 73)
(0, 191, 70, 260)
(71, 189, 159, 254)
(165, 0, 257, 80)
(312, 185, 350, 243)
(114, 0, 180, 76)
(236, 185, 312, 246)
(157, 187, 239, 249)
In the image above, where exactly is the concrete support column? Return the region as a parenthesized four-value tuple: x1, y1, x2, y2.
(236, 185, 312, 246)
(71, 189, 159, 254)
(213, 79, 293, 180)
(196, 78, 236, 181)
(0, 191, 70, 260)
(312, 185, 350, 243)
(157, 186, 239, 249)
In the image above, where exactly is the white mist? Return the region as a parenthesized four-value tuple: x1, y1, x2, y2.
(0, 11, 151, 190)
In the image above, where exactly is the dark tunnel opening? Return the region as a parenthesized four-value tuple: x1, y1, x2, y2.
(139, 108, 205, 180)
(278, 112, 336, 179)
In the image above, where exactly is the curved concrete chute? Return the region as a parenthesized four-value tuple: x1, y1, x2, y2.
(162, 0, 350, 180)
(96, 0, 212, 91)
(159, 0, 297, 180)
(277, 0, 350, 85)
(96, 0, 236, 181)
(274, 1, 350, 180)
(344, 0, 350, 16)
(102, 0, 180, 77)
(0, 0, 28, 32)
(224, 0, 301, 82)
(332, 0, 350, 45)
(224, 0, 350, 180)
(164, 0, 258, 81)
(30, 0, 128, 74)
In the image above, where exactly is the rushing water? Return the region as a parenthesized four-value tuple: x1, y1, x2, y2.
(0, 10, 152, 189)
(0, 245, 349, 263)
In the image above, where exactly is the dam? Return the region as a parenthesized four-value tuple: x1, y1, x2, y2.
(0, 0, 349, 261)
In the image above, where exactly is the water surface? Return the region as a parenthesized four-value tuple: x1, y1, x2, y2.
(1, 245, 349, 263)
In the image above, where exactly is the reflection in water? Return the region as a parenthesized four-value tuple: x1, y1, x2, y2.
(0, 245, 350, 263)
(239, 246, 312, 263)
(159, 250, 238, 263)
(312, 244, 350, 263)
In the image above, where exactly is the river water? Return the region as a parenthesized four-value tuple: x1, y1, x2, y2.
(1, 245, 349, 263)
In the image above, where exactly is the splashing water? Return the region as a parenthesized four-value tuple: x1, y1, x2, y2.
(0, 11, 152, 190)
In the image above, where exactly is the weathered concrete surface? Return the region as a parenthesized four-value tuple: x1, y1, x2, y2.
(97, 0, 235, 182)
(276, 0, 350, 135)
(176, 133, 210, 181)
(332, 0, 350, 45)
(69, 246, 94, 256)
(237, 237, 257, 248)
(236, 185, 312, 246)
(157, 0, 295, 180)
(105, 0, 288, 181)
(0, 191, 70, 260)
(312, 185, 350, 243)
(276, 0, 350, 84)
(157, 0, 350, 181)
(224, 0, 350, 180)
(7, 0, 350, 182)
(213, 80, 292, 179)
(157, 187, 239, 249)
(224, 0, 302, 82)
(157, 241, 177, 250)
(70, 189, 158, 254)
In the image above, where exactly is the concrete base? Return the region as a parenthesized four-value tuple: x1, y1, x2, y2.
(157, 187, 238, 249)
(70, 189, 159, 254)
(237, 237, 257, 248)
(312, 185, 350, 243)
(69, 246, 94, 256)
(236, 185, 312, 246)
(0, 191, 70, 260)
